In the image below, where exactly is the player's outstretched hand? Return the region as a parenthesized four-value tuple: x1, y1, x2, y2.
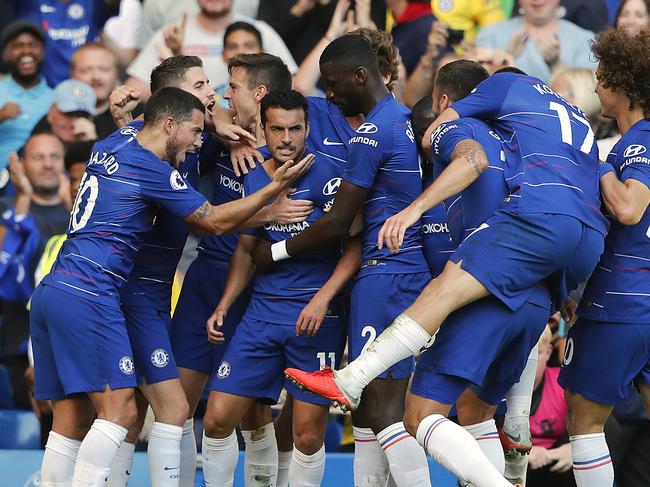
(272, 153, 315, 189)
(230, 143, 264, 177)
(296, 293, 329, 337)
(252, 239, 275, 273)
(110, 85, 141, 127)
(377, 204, 422, 253)
(206, 306, 227, 344)
(269, 188, 313, 224)
(214, 121, 257, 148)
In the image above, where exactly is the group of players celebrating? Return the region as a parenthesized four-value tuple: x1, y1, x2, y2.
(29, 20, 650, 487)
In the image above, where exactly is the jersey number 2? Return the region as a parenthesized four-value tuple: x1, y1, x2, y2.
(70, 173, 99, 232)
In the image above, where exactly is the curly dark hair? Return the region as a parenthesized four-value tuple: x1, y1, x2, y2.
(351, 28, 400, 91)
(591, 27, 650, 117)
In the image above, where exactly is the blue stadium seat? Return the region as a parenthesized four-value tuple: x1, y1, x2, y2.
(0, 410, 40, 449)
(0, 364, 14, 409)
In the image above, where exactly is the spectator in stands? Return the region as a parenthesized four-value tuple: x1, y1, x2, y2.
(433, 0, 505, 40)
(526, 323, 575, 487)
(510, 0, 610, 33)
(387, 0, 436, 76)
(126, 0, 297, 101)
(0, 133, 69, 410)
(137, 0, 260, 49)
(31, 79, 97, 143)
(71, 42, 133, 139)
(616, 0, 650, 34)
(101, 0, 143, 71)
(476, 0, 596, 82)
(0, 21, 51, 173)
(214, 21, 263, 108)
(16, 0, 120, 87)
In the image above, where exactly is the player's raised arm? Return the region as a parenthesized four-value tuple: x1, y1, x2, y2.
(185, 153, 315, 236)
(379, 138, 488, 252)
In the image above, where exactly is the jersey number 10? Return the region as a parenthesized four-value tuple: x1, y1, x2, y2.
(69, 173, 99, 233)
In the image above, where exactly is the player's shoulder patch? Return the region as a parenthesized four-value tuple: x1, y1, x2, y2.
(169, 170, 188, 190)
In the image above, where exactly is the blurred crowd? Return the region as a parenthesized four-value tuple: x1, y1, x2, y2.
(0, 0, 649, 484)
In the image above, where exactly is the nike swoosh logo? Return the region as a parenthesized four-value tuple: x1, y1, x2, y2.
(125, 470, 131, 475)
(323, 138, 344, 146)
(163, 466, 179, 470)
(503, 431, 522, 443)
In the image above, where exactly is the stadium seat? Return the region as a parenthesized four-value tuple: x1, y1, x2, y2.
(0, 364, 14, 409)
(0, 410, 40, 449)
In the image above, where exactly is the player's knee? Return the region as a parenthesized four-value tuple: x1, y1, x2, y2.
(403, 408, 423, 438)
(292, 425, 324, 455)
(202, 410, 235, 438)
(153, 396, 190, 426)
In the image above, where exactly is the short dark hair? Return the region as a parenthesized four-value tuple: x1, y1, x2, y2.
(150, 55, 204, 93)
(410, 96, 434, 149)
(261, 90, 309, 126)
(493, 66, 527, 76)
(228, 53, 291, 93)
(65, 140, 94, 170)
(144, 87, 205, 127)
(592, 27, 650, 117)
(319, 34, 382, 78)
(435, 60, 489, 103)
(224, 21, 263, 48)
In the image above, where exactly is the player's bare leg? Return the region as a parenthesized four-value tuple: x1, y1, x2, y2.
(404, 392, 515, 487)
(66, 386, 136, 486)
(106, 390, 147, 487)
(287, 261, 489, 410)
(352, 377, 430, 487)
(177, 367, 209, 487)
(456, 389, 504, 477)
(289, 399, 330, 486)
(139, 378, 190, 486)
(565, 390, 614, 487)
(40, 396, 94, 486)
(240, 402, 278, 487)
(202, 390, 257, 486)
(275, 394, 295, 487)
(640, 383, 650, 419)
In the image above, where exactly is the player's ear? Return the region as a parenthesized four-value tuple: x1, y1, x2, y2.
(440, 94, 451, 112)
(255, 85, 268, 102)
(354, 67, 367, 85)
(305, 120, 310, 138)
(162, 116, 177, 134)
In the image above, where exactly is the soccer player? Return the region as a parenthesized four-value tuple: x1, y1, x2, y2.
(558, 27, 650, 487)
(284, 40, 608, 423)
(30, 87, 312, 487)
(259, 35, 433, 487)
(201, 89, 359, 487)
(169, 53, 301, 487)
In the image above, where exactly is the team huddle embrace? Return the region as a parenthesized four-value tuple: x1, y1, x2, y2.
(31, 25, 650, 487)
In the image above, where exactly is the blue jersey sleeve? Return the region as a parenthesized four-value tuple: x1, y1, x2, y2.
(620, 143, 650, 190)
(343, 123, 390, 189)
(140, 163, 206, 219)
(451, 73, 516, 120)
(431, 121, 476, 167)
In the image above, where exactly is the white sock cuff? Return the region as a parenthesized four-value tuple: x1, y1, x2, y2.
(463, 419, 498, 439)
(92, 419, 128, 447)
(150, 421, 183, 440)
(353, 426, 377, 441)
(182, 418, 194, 435)
(292, 445, 325, 467)
(390, 314, 431, 354)
(570, 432, 606, 444)
(376, 422, 412, 450)
(119, 441, 136, 454)
(278, 450, 293, 464)
(46, 431, 82, 460)
(203, 430, 238, 451)
(415, 414, 447, 446)
(241, 422, 275, 447)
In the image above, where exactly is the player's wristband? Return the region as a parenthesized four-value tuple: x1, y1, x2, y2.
(599, 162, 616, 178)
(271, 240, 291, 262)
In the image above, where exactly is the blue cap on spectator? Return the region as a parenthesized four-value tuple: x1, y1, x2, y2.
(1, 20, 44, 49)
(52, 80, 96, 115)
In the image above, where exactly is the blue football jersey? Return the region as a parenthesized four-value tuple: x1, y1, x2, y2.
(196, 148, 245, 263)
(431, 118, 509, 246)
(243, 151, 344, 325)
(120, 125, 220, 311)
(420, 159, 454, 276)
(580, 119, 650, 324)
(306, 96, 355, 167)
(43, 127, 206, 307)
(451, 72, 608, 236)
(343, 93, 428, 276)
